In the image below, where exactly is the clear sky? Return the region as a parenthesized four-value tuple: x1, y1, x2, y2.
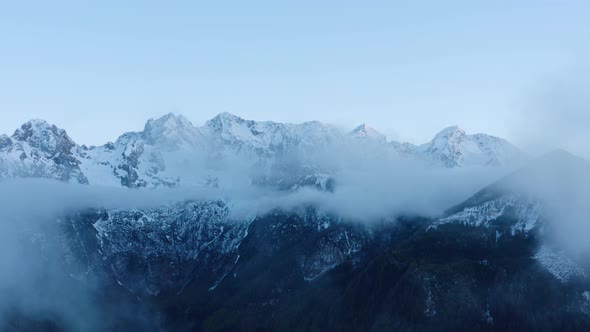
(1, 1, 589, 151)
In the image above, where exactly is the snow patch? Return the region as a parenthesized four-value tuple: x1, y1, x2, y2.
(534, 245, 585, 283)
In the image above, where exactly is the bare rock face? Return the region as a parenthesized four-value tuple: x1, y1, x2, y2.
(59, 200, 251, 297)
(52, 201, 381, 300)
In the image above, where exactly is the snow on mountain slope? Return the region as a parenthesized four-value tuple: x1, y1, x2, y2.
(76, 113, 347, 188)
(78, 113, 208, 188)
(204, 112, 343, 158)
(348, 124, 387, 143)
(141, 113, 202, 147)
(534, 245, 586, 283)
(428, 150, 590, 284)
(429, 193, 542, 234)
(0, 113, 525, 188)
(56, 200, 374, 297)
(0, 120, 88, 184)
(59, 200, 251, 296)
(418, 126, 523, 167)
(427, 150, 574, 234)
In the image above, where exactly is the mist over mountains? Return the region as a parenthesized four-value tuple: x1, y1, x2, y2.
(2, 113, 590, 331)
(0, 112, 528, 221)
(0, 112, 524, 187)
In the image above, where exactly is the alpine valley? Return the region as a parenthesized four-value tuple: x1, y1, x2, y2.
(2, 113, 590, 332)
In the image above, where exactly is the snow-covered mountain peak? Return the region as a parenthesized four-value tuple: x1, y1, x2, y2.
(203, 112, 287, 151)
(351, 123, 370, 132)
(205, 112, 246, 130)
(12, 119, 76, 154)
(430, 125, 466, 146)
(142, 113, 197, 145)
(0, 113, 528, 188)
(16, 118, 52, 130)
(0, 119, 87, 183)
(432, 125, 465, 141)
(203, 112, 258, 142)
(419, 126, 522, 167)
(349, 124, 387, 143)
(14, 119, 61, 138)
(145, 113, 193, 130)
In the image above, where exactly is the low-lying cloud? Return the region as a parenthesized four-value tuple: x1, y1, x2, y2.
(0, 158, 508, 330)
(2, 121, 590, 329)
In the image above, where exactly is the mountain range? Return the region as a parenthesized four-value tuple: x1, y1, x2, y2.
(0, 112, 525, 188)
(3, 114, 590, 332)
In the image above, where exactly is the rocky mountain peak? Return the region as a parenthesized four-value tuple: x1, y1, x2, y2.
(0, 114, 528, 188)
(143, 113, 193, 134)
(12, 119, 76, 155)
(142, 113, 196, 145)
(0, 119, 87, 183)
(205, 112, 246, 130)
(349, 123, 387, 142)
(418, 125, 523, 168)
(0, 134, 12, 149)
(203, 112, 266, 147)
(432, 125, 466, 141)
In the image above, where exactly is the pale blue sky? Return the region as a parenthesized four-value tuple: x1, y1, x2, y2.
(1, 1, 589, 148)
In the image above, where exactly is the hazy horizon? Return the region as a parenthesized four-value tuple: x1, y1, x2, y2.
(2, 1, 590, 158)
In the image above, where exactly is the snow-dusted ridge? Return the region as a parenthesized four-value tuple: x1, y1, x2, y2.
(425, 150, 590, 285)
(417, 125, 524, 167)
(348, 123, 387, 143)
(429, 193, 543, 234)
(0, 119, 88, 183)
(0, 113, 525, 188)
